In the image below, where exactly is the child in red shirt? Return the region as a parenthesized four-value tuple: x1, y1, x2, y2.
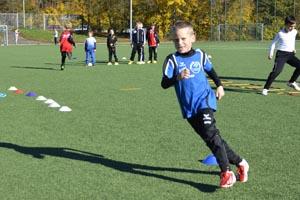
(146, 24, 160, 63)
(59, 25, 76, 70)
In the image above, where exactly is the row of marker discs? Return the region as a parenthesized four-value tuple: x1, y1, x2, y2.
(7, 86, 72, 112)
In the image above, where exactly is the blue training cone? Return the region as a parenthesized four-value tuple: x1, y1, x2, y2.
(26, 91, 37, 97)
(202, 154, 219, 166)
(0, 92, 7, 98)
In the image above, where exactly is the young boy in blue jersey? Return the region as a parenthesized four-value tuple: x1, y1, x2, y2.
(161, 21, 249, 188)
(84, 31, 97, 66)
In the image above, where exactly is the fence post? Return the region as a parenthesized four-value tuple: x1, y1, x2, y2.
(261, 23, 264, 41)
(43, 14, 46, 30)
(30, 13, 32, 29)
(16, 13, 19, 29)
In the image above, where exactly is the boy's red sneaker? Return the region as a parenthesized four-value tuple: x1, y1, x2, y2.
(220, 170, 236, 188)
(237, 159, 249, 183)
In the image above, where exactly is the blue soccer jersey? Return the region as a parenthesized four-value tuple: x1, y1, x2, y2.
(162, 49, 217, 119)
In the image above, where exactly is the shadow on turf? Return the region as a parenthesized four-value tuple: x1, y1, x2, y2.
(219, 76, 286, 83)
(10, 65, 59, 71)
(0, 142, 219, 193)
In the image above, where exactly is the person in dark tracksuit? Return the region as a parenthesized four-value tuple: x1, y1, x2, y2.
(146, 24, 160, 64)
(107, 28, 119, 65)
(128, 21, 145, 65)
(161, 21, 249, 188)
(262, 16, 300, 95)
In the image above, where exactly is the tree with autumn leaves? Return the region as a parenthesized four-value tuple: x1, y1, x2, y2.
(0, 0, 299, 40)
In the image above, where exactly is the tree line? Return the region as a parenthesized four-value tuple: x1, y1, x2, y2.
(0, 0, 299, 40)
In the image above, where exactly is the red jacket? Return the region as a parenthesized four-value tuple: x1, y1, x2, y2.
(60, 30, 75, 52)
(146, 29, 160, 47)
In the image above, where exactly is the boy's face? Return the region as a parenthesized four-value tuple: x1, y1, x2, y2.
(286, 23, 296, 32)
(172, 27, 195, 54)
(137, 23, 143, 29)
(89, 32, 93, 37)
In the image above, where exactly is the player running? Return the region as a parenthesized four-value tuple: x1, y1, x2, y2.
(59, 25, 76, 70)
(262, 16, 300, 95)
(161, 21, 249, 188)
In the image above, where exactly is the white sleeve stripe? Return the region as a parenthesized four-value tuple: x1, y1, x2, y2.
(203, 53, 207, 65)
(172, 54, 178, 67)
(199, 51, 204, 67)
(164, 59, 174, 76)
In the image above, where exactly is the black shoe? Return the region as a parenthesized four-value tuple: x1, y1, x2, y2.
(61, 65, 65, 70)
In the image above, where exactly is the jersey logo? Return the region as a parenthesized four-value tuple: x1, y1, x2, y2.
(178, 62, 187, 73)
(189, 61, 202, 74)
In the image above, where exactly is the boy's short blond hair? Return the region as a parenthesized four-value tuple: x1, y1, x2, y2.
(170, 20, 194, 39)
(171, 21, 194, 33)
(136, 21, 143, 27)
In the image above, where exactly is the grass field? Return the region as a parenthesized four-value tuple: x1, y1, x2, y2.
(0, 41, 299, 200)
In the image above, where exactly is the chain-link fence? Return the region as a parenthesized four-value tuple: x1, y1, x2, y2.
(211, 23, 264, 41)
(0, 13, 82, 30)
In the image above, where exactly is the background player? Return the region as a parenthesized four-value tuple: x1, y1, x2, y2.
(85, 30, 97, 67)
(262, 16, 300, 95)
(128, 21, 146, 65)
(59, 24, 76, 70)
(107, 28, 119, 65)
(146, 24, 160, 64)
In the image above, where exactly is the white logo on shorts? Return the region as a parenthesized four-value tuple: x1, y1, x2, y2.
(203, 114, 212, 124)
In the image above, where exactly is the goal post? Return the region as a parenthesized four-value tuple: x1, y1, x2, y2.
(211, 23, 264, 41)
(0, 25, 8, 46)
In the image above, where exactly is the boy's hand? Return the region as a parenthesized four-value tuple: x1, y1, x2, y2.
(216, 86, 225, 100)
(177, 68, 190, 80)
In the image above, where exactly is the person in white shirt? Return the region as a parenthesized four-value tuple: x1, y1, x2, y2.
(262, 16, 300, 96)
(15, 29, 19, 45)
(54, 28, 58, 45)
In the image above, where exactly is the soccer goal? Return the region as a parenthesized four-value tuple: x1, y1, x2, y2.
(211, 23, 264, 41)
(0, 25, 8, 46)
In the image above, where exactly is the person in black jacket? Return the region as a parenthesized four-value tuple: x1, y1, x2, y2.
(128, 21, 146, 65)
(107, 28, 119, 65)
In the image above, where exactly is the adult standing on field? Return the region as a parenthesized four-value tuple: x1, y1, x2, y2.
(59, 25, 76, 70)
(262, 16, 300, 95)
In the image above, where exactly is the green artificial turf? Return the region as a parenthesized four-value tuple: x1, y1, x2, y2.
(0, 41, 299, 200)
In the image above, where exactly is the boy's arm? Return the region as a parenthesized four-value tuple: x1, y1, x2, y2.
(269, 33, 279, 59)
(207, 69, 225, 100)
(84, 40, 87, 51)
(156, 33, 160, 44)
(203, 52, 224, 100)
(161, 55, 177, 89)
(68, 35, 76, 47)
(206, 68, 222, 87)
